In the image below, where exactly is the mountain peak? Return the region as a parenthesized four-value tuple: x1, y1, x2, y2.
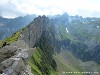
(0, 15, 51, 75)
(19, 15, 50, 47)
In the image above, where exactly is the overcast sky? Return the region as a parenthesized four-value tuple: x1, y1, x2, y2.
(0, 0, 100, 18)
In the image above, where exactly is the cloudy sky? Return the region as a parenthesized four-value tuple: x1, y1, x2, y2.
(0, 0, 100, 18)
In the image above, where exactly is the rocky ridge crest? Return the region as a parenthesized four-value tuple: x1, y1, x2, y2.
(0, 16, 48, 75)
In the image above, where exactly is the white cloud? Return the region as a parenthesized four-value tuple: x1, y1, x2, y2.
(0, 0, 100, 18)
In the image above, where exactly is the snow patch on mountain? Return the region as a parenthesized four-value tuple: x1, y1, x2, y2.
(66, 27, 69, 33)
(97, 26, 99, 28)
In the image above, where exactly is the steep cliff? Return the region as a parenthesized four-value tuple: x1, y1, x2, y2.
(0, 16, 57, 75)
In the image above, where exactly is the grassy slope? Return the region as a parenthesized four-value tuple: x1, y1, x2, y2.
(54, 50, 100, 75)
(54, 50, 85, 75)
(29, 47, 58, 75)
(0, 28, 24, 48)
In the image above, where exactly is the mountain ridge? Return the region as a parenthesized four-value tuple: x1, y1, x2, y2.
(0, 14, 100, 75)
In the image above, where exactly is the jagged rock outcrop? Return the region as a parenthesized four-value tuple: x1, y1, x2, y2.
(19, 15, 49, 47)
(0, 40, 35, 75)
(0, 15, 55, 75)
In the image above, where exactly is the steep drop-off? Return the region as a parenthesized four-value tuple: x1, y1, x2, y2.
(0, 16, 58, 75)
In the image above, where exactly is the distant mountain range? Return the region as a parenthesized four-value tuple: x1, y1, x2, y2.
(53, 13, 100, 63)
(0, 14, 36, 40)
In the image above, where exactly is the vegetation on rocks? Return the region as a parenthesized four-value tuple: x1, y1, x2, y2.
(0, 28, 24, 48)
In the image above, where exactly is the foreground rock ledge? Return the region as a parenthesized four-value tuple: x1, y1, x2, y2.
(0, 40, 35, 75)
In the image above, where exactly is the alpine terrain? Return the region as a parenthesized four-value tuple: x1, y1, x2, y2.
(0, 14, 100, 75)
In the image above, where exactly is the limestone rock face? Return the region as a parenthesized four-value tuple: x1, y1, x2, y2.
(0, 46, 17, 63)
(0, 16, 49, 75)
(19, 15, 49, 47)
(0, 40, 35, 75)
